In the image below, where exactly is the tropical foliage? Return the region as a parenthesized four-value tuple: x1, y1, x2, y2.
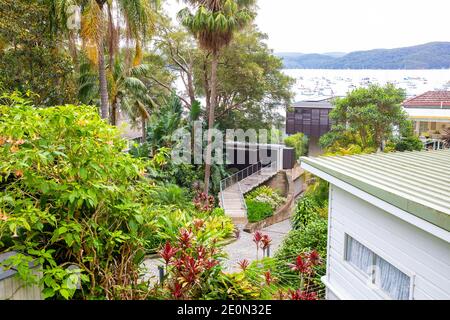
(0, 94, 234, 300)
(0, 0, 77, 106)
(178, 0, 256, 194)
(320, 84, 408, 152)
(245, 186, 286, 223)
(0, 95, 156, 299)
(284, 133, 309, 159)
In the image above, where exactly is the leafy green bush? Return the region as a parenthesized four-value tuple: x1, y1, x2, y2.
(153, 206, 235, 252)
(292, 195, 320, 230)
(202, 273, 261, 300)
(275, 217, 328, 290)
(0, 96, 160, 299)
(246, 186, 286, 210)
(393, 136, 424, 152)
(284, 133, 309, 159)
(246, 200, 274, 223)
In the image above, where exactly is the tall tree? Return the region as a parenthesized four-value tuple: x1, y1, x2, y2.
(178, 0, 255, 195)
(78, 55, 155, 141)
(45, 0, 159, 121)
(325, 84, 407, 151)
(0, 0, 77, 105)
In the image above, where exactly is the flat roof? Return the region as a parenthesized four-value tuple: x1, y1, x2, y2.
(301, 149, 450, 232)
(292, 100, 334, 109)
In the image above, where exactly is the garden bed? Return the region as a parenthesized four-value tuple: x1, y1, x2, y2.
(244, 192, 295, 233)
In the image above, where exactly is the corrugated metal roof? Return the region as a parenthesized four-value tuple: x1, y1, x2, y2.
(301, 149, 450, 232)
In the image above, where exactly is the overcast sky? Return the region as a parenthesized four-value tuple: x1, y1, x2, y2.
(166, 0, 450, 53)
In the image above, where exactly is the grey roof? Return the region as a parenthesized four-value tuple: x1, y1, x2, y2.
(292, 100, 334, 109)
(301, 149, 450, 232)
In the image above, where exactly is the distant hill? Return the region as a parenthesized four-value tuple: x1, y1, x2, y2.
(277, 42, 450, 69)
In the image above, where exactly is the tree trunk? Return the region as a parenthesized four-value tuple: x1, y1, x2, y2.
(107, 4, 117, 68)
(98, 38, 110, 121)
(187, 65, 196, 107)
(203, 52, 219, 195)
(111, 98, 118, 125)
(203, 56, 211, 117)
(141, 117, 147, 143)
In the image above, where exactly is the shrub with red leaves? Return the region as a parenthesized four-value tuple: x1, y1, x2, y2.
(288, 289, 318, 301)
(285, 250, 323, 300)
(193, 191, 215, 213)
(158, 228, 221, 300)
(159, 241, 179, 266)
(264, 271, 273, 286)
(253, 231, 263, 260)
(238, 259, 250, 271)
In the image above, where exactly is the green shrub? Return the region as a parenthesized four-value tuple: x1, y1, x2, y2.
(202, 273, 261, 300)
(211, 207, 225, 217)
(393, 136, 424, 152)
(0, 96, 159, 299)
(153, 184, 189, 207)
(246, 186, 286, 211)
(246, 200, 274, 223)
(292, 195, 320, 230)
(284, 133, 309, 159)
(153, 206, 235, 252)
(275, 217, 328, 290)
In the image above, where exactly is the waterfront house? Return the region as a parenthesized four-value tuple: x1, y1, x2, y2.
(301, 149, 450, 300)
(286, 98, 335, 155)
(403, 91, 450, 138)
(286, 98, 334, 138)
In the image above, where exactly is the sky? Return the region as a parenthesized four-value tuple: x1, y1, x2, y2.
(166, 0, 450, 53)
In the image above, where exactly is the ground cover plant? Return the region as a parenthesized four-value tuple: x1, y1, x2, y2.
(245, 186, 286, 223)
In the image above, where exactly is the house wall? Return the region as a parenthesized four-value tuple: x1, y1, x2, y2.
(325, 185, 450, 300)
(413, 121, 450, 135)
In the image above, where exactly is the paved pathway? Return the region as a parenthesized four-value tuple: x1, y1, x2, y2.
(222, 219, 292, 273)
(142, 218, 293, 285)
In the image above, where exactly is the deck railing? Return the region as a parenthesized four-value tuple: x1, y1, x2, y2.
(219, 161, 278, 212)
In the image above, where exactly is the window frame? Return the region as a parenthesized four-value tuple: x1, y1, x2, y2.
(343, 233, 415, 300)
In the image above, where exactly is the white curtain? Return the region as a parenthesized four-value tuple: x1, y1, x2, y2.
(346, 237, 374, 277)
(346, 236, 411, 300)
(375, 256, 411, 300)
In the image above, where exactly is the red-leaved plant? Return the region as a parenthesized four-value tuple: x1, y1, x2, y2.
(158, 228, 221, 300)
(238, 259, 250, 272)
(193, 191, 215, 213)
(252, 231, 272, 260)
(253, 231, 263, 260)
(286, 250, 322, 300)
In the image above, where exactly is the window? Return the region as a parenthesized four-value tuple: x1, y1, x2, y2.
(344, 235, 411, 300)
(419, 121, 429, 134)
(430, 122, 437, 131)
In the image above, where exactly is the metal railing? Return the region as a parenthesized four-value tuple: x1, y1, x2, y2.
(423, 139, 447, 150)
(219, 161, 278, 212)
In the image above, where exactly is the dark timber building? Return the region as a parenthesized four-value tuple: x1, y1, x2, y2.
(286, 98, 335, 156)
(286, 98, 334, 138)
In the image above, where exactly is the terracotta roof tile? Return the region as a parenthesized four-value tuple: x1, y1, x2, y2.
(403, 91, 450, 107)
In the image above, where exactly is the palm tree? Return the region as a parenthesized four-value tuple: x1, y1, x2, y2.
(78, 55, 155, 140)
(178, 0, 255, 195)
(44, 0, 159, 121)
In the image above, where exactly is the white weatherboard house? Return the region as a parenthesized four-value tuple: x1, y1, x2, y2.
(301, 149, 450, 300)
